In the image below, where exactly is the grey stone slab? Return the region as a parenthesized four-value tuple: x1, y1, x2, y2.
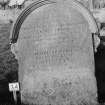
(11, 0, 98, 105)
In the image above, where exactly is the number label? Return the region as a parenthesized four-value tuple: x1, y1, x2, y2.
(9, 82, 19, 91)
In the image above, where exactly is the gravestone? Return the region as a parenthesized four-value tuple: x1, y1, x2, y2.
(10, 0, 99, 104)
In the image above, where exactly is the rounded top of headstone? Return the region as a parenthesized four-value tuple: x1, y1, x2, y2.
(10, 0, 98, 43)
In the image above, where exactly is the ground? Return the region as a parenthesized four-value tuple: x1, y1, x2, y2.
(0, 22, 18, 103)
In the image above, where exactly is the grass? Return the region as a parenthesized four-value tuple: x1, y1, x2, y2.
(0, 22, 18, 103)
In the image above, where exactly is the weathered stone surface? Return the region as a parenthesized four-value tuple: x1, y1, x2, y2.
(13, 0, 98, 104)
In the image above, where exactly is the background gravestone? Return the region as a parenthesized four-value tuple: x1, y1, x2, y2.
(11, 0, 99, 104)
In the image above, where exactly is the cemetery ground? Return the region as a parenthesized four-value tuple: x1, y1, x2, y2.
(0, 22, 18, 104)
(0, 21, 105, 105)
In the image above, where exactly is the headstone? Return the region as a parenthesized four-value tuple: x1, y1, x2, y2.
(11, 0, 98, 104)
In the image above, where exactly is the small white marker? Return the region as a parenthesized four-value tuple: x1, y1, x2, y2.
(9, 82, 19, 104)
